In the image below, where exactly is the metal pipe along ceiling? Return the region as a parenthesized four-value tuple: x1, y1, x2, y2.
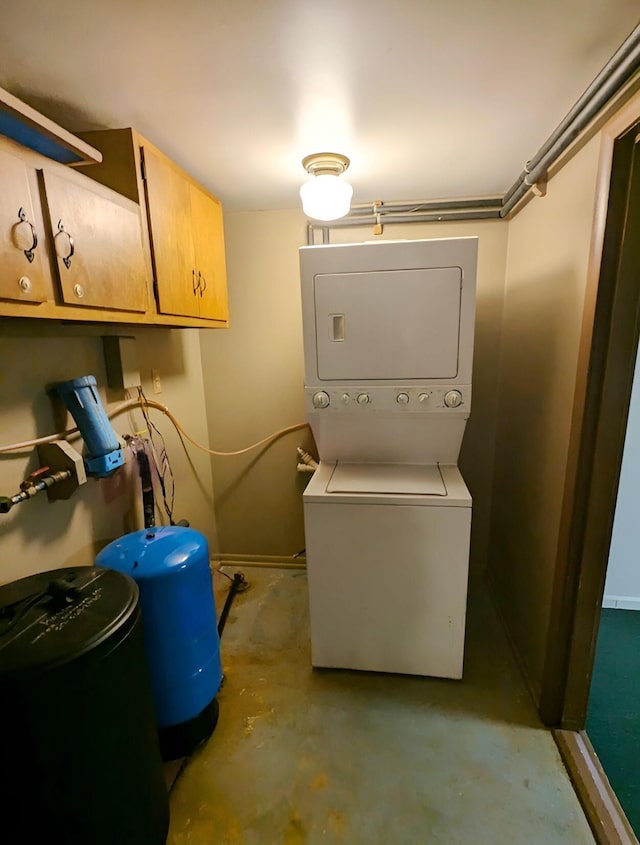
(307, 22, 640, 237)
(324, 209, 501, 228)
(347, 197, 503, 215)
(503, 21, 640, 209)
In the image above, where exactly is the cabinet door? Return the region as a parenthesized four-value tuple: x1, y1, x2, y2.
(41, 168, 148, 312)
(141, 145, 199, 318)
(0, 148, 48, 303)
(189, 182, 229, 321)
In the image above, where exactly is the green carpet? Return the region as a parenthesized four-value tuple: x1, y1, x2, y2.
(586, 608, 640, 834)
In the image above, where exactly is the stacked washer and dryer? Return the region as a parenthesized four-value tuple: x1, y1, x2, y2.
(299, 236, 477, 679)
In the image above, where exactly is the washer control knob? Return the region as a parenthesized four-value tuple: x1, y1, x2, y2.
(356, 392, 371, 405)
(341, 393, 350, 404)
(396, 392, 410, 404)
(418, 392, 430, 403)
(312, 391, 330, 409)
(444, 390, 463, 408)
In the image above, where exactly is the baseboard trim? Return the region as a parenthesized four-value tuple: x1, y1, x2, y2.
(602, 596, 640, 610)
(554, 729, 639, 845)
(211, 553, 307, 570)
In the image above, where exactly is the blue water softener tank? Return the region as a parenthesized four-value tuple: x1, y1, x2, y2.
(96, 526, 222, 760)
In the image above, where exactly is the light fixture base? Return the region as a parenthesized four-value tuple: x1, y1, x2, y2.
(302, 152, 350, 177)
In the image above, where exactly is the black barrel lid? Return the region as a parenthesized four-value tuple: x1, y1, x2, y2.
(0, 566, 138, 678)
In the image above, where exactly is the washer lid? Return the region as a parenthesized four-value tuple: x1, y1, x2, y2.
(327, 463, 447, 495)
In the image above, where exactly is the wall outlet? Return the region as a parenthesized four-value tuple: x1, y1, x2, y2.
(151, 369, 162, 394)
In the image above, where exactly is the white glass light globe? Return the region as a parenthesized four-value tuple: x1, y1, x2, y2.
(299, 174, 353, 221)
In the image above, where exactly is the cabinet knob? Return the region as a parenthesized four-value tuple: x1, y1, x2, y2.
(15, 208, 38, 264)
(55, 220, 74, 270)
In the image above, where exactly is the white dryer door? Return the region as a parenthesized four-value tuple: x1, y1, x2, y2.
(313, 267, 461, 380)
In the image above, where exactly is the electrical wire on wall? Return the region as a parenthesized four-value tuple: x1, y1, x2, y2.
(137, 387, 175, 525)
(0, 394, 309, 461)
(136, 394, 309, 458)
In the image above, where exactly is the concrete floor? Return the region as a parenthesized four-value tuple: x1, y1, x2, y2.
(167, 570, 594, 845)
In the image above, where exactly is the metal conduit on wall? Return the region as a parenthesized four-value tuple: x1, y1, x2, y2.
(322, 209, 502, 229)
(347, 197, 504, 215)
(503, 21, 640, 209)
(306, 23, 640, 243)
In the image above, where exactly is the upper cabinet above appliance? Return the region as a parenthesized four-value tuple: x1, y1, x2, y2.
(40, 167, 148, 313)
(78, 128, 229, 325)
(0, 146, 49, 304)
(0, 133, 153, 323)
(141, 142, 228, 322)
(0, 89, 229, 328)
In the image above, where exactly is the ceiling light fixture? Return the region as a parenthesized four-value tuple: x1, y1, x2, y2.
(299, 152, 353, 221)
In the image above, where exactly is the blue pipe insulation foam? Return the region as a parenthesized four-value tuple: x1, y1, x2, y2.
(96, 526, 222, 759)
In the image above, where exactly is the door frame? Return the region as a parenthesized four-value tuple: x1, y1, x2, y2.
(555, 730, 639, 845)
(541, 89, 640, 729)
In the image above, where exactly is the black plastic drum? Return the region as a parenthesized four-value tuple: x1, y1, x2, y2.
(0, 567, 169, 845)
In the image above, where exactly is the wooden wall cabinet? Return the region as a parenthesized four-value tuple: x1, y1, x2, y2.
(0, 147, 50, 305)
(0, 133, 153, 323)
(79, 128, 229, 325)
(0, 122, 228, 328)
(40, 167, 148, 313)
(188, 180, 228, 321)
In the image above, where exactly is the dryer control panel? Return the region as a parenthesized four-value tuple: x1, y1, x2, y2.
(306, 385, 471, 414)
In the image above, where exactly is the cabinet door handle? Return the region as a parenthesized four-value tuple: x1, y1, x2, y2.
(55, 220, 75, 270)
(17, 208, 38, 263)
(198, 271, 206, 297)
(192, 268, 199, 295)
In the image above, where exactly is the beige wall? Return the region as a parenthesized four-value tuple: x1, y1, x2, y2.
(0, 322, 216, 585)
(200, 211, 509, 572)
(199, 210, 314, 558)
(489, 135, 602, 702)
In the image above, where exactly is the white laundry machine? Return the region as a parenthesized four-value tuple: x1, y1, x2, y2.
(299, 237, 477, 679)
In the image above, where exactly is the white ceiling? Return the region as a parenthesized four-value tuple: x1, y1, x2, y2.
(0, 1, 638, 212)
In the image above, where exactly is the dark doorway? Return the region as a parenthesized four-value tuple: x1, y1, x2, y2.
(555, 119, 640, 842)
(561, 124, 640, 729)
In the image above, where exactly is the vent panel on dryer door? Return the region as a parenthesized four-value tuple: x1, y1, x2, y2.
(313, 267, 462, 381)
